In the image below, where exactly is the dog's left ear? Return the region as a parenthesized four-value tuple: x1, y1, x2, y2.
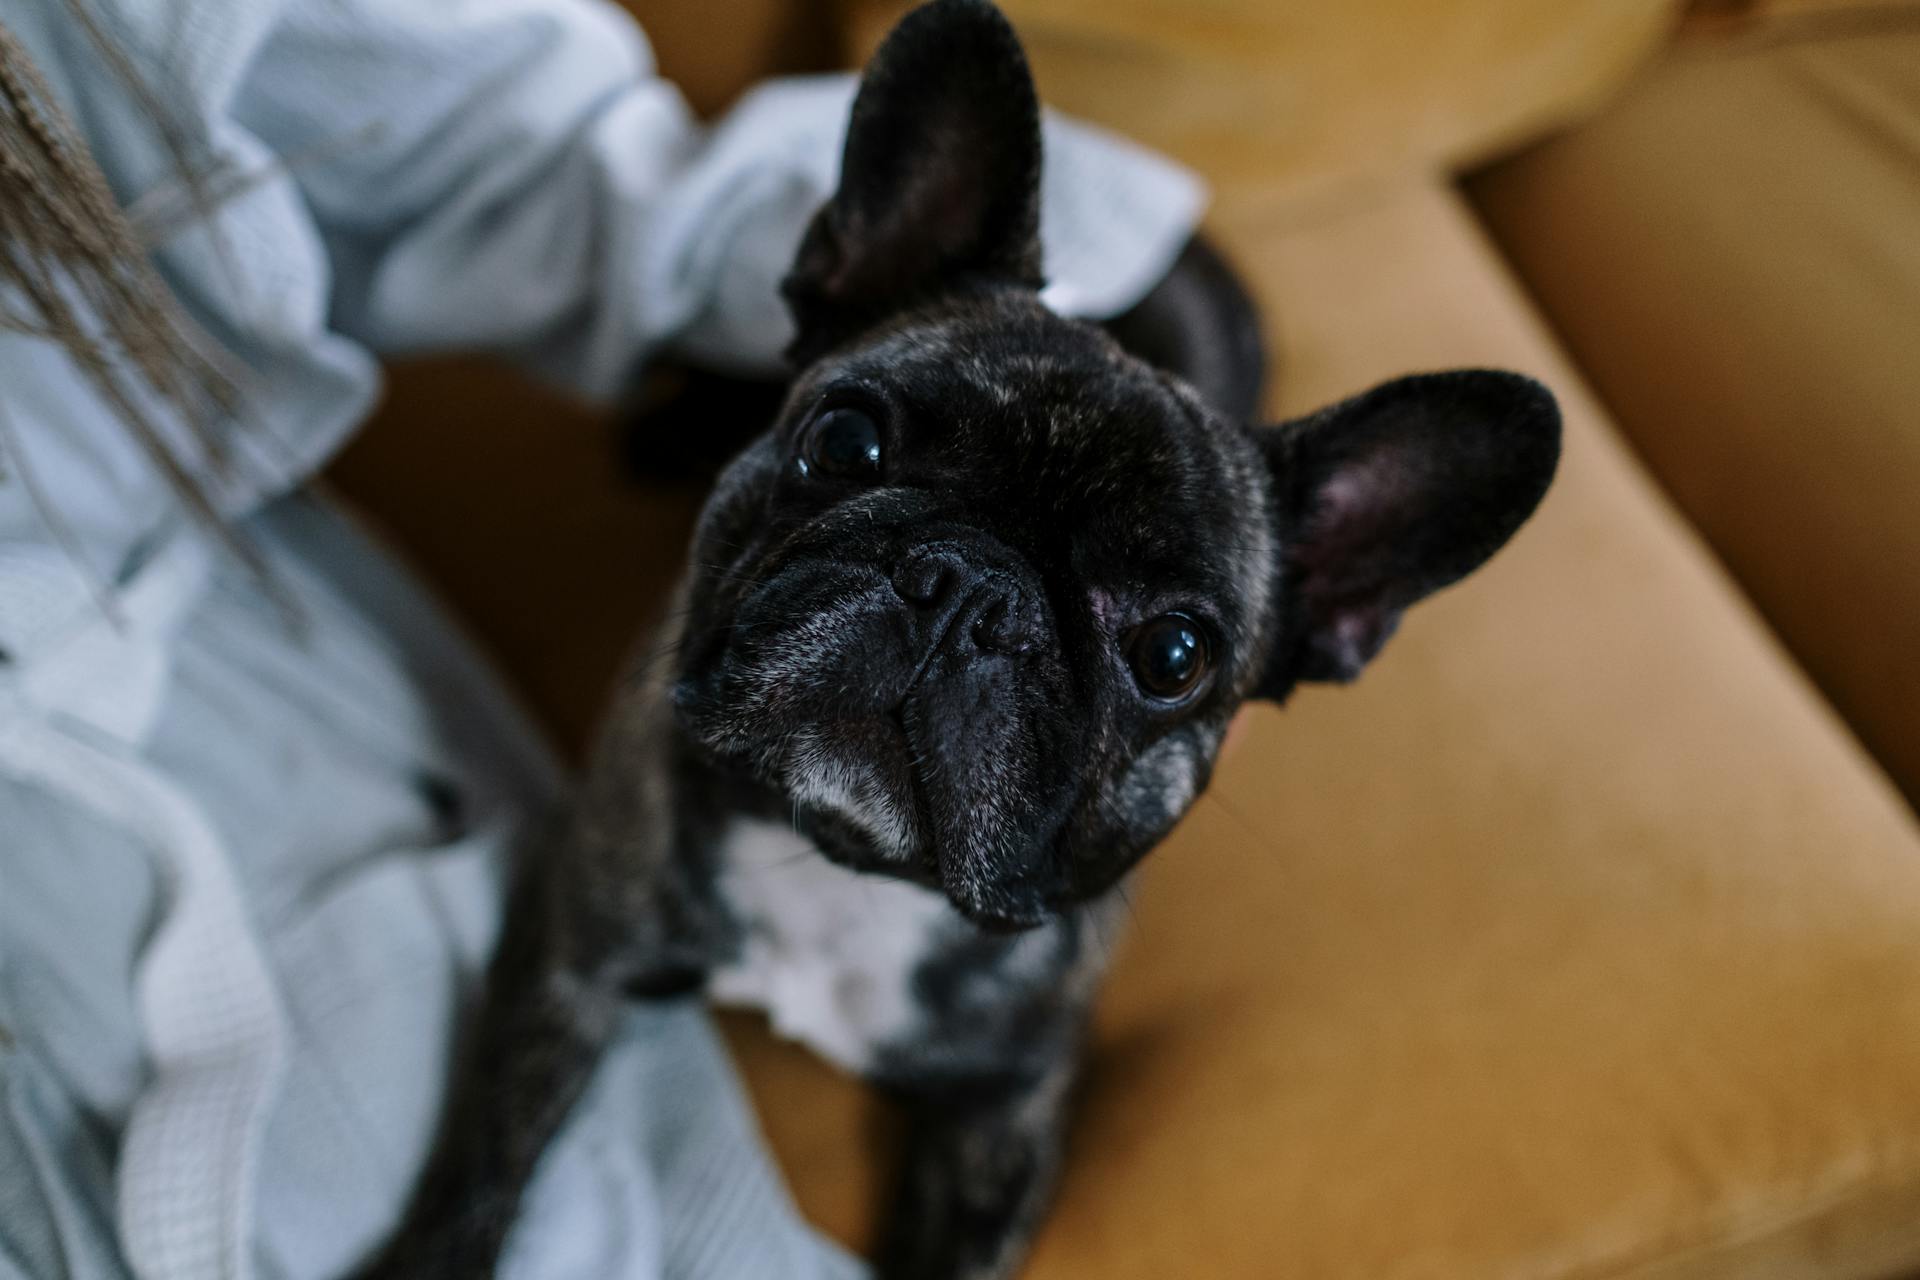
(1257, 370, 1561, 692)
(783, 0, 1044, 363)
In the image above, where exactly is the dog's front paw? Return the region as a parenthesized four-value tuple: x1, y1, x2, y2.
(875, 1084, 1070, 1280)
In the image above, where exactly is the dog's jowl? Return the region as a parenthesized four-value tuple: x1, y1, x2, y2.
(361, 2, 1561, 1277)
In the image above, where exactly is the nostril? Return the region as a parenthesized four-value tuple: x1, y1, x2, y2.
(971, 597, 1035, 655)
(970, 603, 1002, 651)
(894, 556, 954, 606)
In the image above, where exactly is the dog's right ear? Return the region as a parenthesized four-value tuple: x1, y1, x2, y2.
(782, 0, 1044, 364)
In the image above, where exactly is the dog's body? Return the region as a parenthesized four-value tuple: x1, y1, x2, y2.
(361, 3, 1560, 1277)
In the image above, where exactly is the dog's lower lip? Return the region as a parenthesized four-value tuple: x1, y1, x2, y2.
(957, 906, 1049, 934)
(804, 817, 938, 885)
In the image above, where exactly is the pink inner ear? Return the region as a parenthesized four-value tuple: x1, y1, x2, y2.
(1288, 442, 1426, 681)
(1322, 606, 1399, 679)
(1294, 446, 1422, 582)
(1314, 468, 1379, 543)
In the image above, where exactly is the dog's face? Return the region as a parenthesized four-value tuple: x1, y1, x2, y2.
(672, 0, 1559, 929)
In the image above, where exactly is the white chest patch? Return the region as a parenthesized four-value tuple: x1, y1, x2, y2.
(707, 818, 955, 1073)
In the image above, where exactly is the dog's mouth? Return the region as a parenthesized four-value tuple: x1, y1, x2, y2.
(675, 656, 1063, 932)
(671, 557, 1084, 931)
(754, 725, 1045, 929)
(795, 704, 929, 861)
(799, 704, 1070, 931)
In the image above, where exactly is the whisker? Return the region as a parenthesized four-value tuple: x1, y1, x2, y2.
(1200, 788, 1270, 852)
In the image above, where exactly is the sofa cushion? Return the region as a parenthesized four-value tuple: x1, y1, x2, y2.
(328, 98, 1920, 1280)
(840, 0, 1676, 204)
(1469, 18, 1920, 809)
(627, 0, 838, 117)
(720, 180, 1920, 1278)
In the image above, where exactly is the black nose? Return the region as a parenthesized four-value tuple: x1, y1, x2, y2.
(892, 545, 1039, 656)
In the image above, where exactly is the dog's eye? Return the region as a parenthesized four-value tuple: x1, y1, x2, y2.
(1127, 613, 1211, 701)
(798, 406, 883, 480)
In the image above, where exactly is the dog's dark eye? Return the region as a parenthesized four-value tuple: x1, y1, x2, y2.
(1127, 613, 1211, 701)
(799, 406, 883, 479)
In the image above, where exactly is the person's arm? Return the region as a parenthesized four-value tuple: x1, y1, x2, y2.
(231, 0, 1204, 397)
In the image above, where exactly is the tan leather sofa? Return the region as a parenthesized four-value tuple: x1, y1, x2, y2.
(330, 2, 1920, 1275)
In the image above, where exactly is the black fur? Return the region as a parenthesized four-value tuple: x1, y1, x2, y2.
(621, 231, 1267, 484)
(1102, 234, 1267, 425)
(783, 0, 1043, 364)
(359, 3, 1559, 1278)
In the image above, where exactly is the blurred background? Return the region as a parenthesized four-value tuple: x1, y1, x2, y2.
(330, 2, 1920, 1277)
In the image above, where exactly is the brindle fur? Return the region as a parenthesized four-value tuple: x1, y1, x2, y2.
(359, 3, 1559, 1278)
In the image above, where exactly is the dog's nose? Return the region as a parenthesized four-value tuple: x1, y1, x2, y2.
(892, 546, 1038, 655)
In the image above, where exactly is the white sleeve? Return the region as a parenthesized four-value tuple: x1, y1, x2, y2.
(235, 0, 1204, 399)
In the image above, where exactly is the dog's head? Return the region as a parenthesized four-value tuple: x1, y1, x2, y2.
(672, 0, 1559, 929)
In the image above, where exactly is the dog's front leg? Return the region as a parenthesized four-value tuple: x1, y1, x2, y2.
(877, 1054, 1079, 1280)
(357, 868, 625, 1279)
(360, 657, 729, 1278)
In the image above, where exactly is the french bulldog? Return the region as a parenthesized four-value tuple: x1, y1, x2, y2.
(363, 1, 1560, 1277)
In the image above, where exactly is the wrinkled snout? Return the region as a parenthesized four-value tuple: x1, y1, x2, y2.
(892, 540, 1045, 665)
(887, 539, 1081, 927)
(676, 529, 1087, 930)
